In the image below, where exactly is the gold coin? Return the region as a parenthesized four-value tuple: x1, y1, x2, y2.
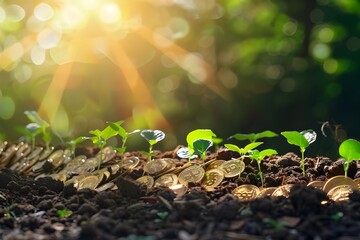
(120, 157, 140, 169)
(169, 184, 187, 196)
(96, 146, 116, 163)
(258, 187, 277, 197)
(144, 158, 168, 175)
(52, 172, 68, 182)
(323, 176, 358, 193)
(154, 173, 178, 187)
(353, 178, 360, 189)
(327, 185, 355, 201)
(219, 159, 245, 178)
(201, 169, 225, 189)
(0, 140, 8, 153)
(39, 147, 55, 160)
(206, 160, 226, 171)
(178, 165, 205, 186)
(272, 184, 294, 198)
(47, 150, 65, 170)
(232, 184, 260, 201)
(78, 175, 100, 190)
(307, 180, 325, 190)
(95, 182, 115, 192)
(136, 175, 154, 189)
(161, 159, 177, 173)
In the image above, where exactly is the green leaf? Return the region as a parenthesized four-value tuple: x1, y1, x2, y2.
(339, 139, 360, 162)
(224, 143, 242, 154)
(25, 123, 42, 136)
(114, 147, 126, 153)
(24, 110, 49, 128)
(243, 142, 263, 154)
(140, 130, 165, 146)
(89, 129, 102, 138)
(68, 136, 88, 145)
(100, 125, 118, 141)
(108, 121, 126, 138)
(230, 130, 278, 142)
(281, 131, 309, 151)
(57, 209, 72, 219)
(212, 137, 223, 144)
(193, 139, 213, 157)
(259, 149, 278, 159)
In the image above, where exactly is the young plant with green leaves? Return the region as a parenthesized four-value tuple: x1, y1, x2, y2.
(17, 123, 42, 150)
(140, 129, 165, 161)
(108, 121, 140, 158)
(281, 129, 317, 176)
(89, 123, 118, 169)
(339, 138, 360, 178)
(24, 110, 52, 150)
(186, 129, 216, 161)
(57, 209, 73, 219)
(250, 149, 278, 187)
(66, 136, 88, 157)
(224, 142, 264, 157)
(229, 130, 278, 143)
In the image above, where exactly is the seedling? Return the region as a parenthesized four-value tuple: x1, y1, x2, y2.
(339, 138, 360, 178)
(224, 142, 264, 157)
(66, 136, 88, 157)
(89, 123, 118, 169)
(108, 121, 140, 158)
(250, 149, 278, 187)
(24, 110, 52, 150)
(186, 129, 216, 161)
(193, 139, 213, 160)
(17, 123, 42, 149)
(57, 209, 72, 219)
(140, 129, 165, 161)
(229, 130, 278, 143)
(281, 129, 317, 176)
(155, 211, 169, 223)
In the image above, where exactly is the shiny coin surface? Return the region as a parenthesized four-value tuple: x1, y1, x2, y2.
(206, 160, 226, 171)
(272, 184, 294, 198)
(258, 187, 277, 197)
(120, 157, 140, 169)
(95, 182, 115, 192)
(323, 176, 357, 193)
(178, 165, 205, 186)
(327, 184, 355, 201)
(39, 147, 54, 160)
(201, 169, 224, 189)
(46, 150, 65, 170)
(354, 178, 360, 189)
(78, 175, 100, 190)
(169, 184, 187, 197)
(136, 176, 154, 189)
(154, 173, 178, 187)
(144, 158, 168, 175)
(307, 180, 325, 190)
(96, 146, 116, 163)
(232, 184, 260, 201)
(219, 159, 245, 178)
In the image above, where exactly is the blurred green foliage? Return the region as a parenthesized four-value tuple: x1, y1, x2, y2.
(0, 0, 359, 158)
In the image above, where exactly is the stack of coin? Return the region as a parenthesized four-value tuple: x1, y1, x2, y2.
(144, 158, 176, 176)
(232, 184, 260, 201)
(178, 165, 205, 186)
(323, 176, 358, 201)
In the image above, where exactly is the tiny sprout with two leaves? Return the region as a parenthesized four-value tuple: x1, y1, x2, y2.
(224, 142, 264, 156)
(140, 130, 165, 161)
(185, 129, 216, 161)
(250, 149, 278, 187)
(339, 138, 360, 178)
(57, 209, 72, 219)
(229, 130, 278, 143)
(281, 129, 317, 176)
(66, 136, 88, 157)
(24, 111, 52, 150)
(108, 121, 140, 158)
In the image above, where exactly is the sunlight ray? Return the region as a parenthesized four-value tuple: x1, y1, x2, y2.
(38, 63, 73, 125)
(108, 41, 170, 130)
(136, 25, 229, 99)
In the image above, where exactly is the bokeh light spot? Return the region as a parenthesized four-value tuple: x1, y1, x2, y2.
(318, 27, 334, 43)
(0, 96, 16, 120)
(323, 59, 338, 74)
(282, 20, 297, 36)
(37, 28, 61, 49)
(13, 64, 32, 83)
(158, 75, 180, 93)
(279, 78, 296, 92)
(311, 43, 331, 60)
(218, 68, 238, 89)
(0, 7, 5, 23)
(31, 45, 46, 65)
(99, 3, 121, 24)
(34, 3, 54, 22)
(5, 4, 25, 22)
(168, 17, 190, 39)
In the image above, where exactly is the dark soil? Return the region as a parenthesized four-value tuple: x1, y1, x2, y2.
(1, 146, 360, 240)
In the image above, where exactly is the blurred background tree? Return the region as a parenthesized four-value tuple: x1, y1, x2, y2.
(0, 0, 359, 157)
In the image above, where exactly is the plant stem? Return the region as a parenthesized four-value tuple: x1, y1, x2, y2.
(344, 162, 349, 178)
(98, 147, 103, 170)
(301, 149, 305, 176)
(257, 161, 264, 187)
(148, 145, 153, 162)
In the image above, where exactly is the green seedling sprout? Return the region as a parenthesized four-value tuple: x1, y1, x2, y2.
(108, 121, 140, 158)
(17, 123, 42, 149)
(212, 137, 223, 151)
(281, 129, 317, 176)
(89, 123, 118, 169)
(24, 110, 52, 150)
(224, 142, 264, 157)
(57, 209, 72, 219)
(229, 130, 278, 143)
(140, 129, 165, 161)
(250, 149, 277, 187)
(66, 136, 88, 157)
(186, 129, 216, 161)
(339, 138, 360, 178)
